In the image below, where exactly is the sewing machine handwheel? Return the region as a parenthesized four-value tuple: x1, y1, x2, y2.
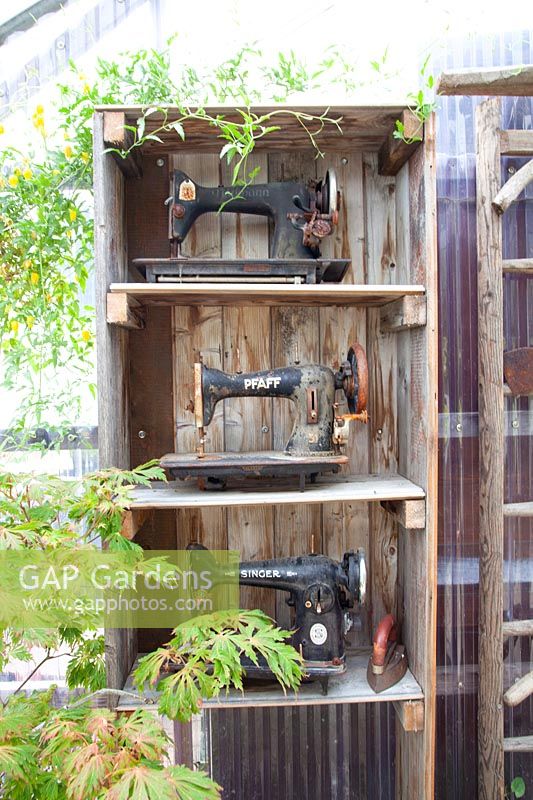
(345, 342, 368, 414)
(316, 170, 339, 217)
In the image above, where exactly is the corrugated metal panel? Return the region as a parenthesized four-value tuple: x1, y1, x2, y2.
(207, 703, 395, 800)
(435, 28, 533, 799)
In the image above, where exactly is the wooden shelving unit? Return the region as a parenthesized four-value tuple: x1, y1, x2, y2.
(119, 653, 423, 718)
(95, 103, 438, 798)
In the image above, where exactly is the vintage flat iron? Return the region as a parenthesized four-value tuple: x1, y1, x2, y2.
(160, 342, 368, 490)
(184, 543, 367, 695)
(367, 613, 408, 693)
(133, 168, 350, 284)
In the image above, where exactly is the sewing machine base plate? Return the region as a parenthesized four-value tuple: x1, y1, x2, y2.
(167, 656, 346, 695)
(133, 258, 350, 284)
(161, 451, 348, 491)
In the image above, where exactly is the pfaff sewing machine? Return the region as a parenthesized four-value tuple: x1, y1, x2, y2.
(161, 343, 368, 489)
(133, 168, 350, 284)
(186, 543, 367, 694)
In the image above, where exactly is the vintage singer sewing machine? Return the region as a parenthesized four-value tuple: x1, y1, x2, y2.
(160, 343, 368, 489)
(185, 543, 367, 694)
(133, 168, 350, 284)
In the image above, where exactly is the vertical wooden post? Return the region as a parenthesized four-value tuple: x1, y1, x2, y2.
(476, 97, 504, 800)
(94, 111, 137, 690)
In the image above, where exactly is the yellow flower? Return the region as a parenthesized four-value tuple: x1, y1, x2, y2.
(66, 229, 73, 238)
(69, 208, 77, 222)
(23, 259, 32, 269)
(64, 145, 73, 159)
(81, 329, 91, 342)
(30, 271, 39, 285)
(81, 151, 90, 164)
(35, 104, 44, 115)
(10, 320, 19, 334)
(26, 316, 34, 329)
(0, 124, 4, 135)
(8, 175, 19, 188)
(22, 168, 33, 180)
(83, 83, 91, 94)
(52, 169, 60, 175)
(33, 115, 45, 132)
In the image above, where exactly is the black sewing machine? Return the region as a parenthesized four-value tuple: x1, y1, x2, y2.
(161, 343, 368, 490)
(185, 543, 367, 694)
(133, 168, 350, 284)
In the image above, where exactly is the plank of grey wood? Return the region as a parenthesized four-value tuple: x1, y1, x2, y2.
(94, 111, 137, 693)
(503, 502, 533, 517)
(503, 619, 533, 637)
(108, 282, 425, 307)
(503, 736, 533, 752)
(437, 65, 533, 96)
(268, 151, 323, 630)
(503, 670, 533, 707)
(171, 153, 227, 554)
(95, 105, 409, 153)
(395, 112, 439, 800)
(118, 653, 423, 711)
(499, 130, 533, 156)
(493, 159, 533, 214)
(378, 110, 424, 176)
(364, 152, 399, 628)
(318, 152, 370, 645)
(476, 97, 505, 800)
(221, 152, 276, 616)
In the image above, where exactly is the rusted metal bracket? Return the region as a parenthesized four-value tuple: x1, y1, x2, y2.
(103, 111, 143, 178)
(106, 293, 145, 329)
(380, 499, 426, 530)
(378, 110, 424, 176)
(393, 700, 425, 732)
(380, 295, 427, 333)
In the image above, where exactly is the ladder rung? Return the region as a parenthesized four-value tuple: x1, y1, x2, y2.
(503, 735, 533, 752)
(500, 129, 533, 155)
(503, 620, 533, 637)
(503, 258, 533, 273)
(503, 502, 533, 517)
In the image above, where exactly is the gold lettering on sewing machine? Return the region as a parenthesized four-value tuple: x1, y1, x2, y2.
(179, 179, 196, 201)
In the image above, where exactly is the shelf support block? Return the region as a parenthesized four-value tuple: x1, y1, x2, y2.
(381, 499, 426, 530)
(120, 508, 152, 540)
(380, 296, 426, 333)
(107, 293, 146, 329)
(393, 700, 425, 732)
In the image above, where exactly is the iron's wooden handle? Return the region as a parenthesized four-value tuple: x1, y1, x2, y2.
(371, 613, 398, 669)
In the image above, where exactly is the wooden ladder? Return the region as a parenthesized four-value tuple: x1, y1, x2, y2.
(476, 96, 533, 799)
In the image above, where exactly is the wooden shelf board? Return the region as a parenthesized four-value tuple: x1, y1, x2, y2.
(97, 104, 409, 153)
(127, 474, 425, 511)
(118, 652, 423, 711)
(109, 283, 425, 308)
